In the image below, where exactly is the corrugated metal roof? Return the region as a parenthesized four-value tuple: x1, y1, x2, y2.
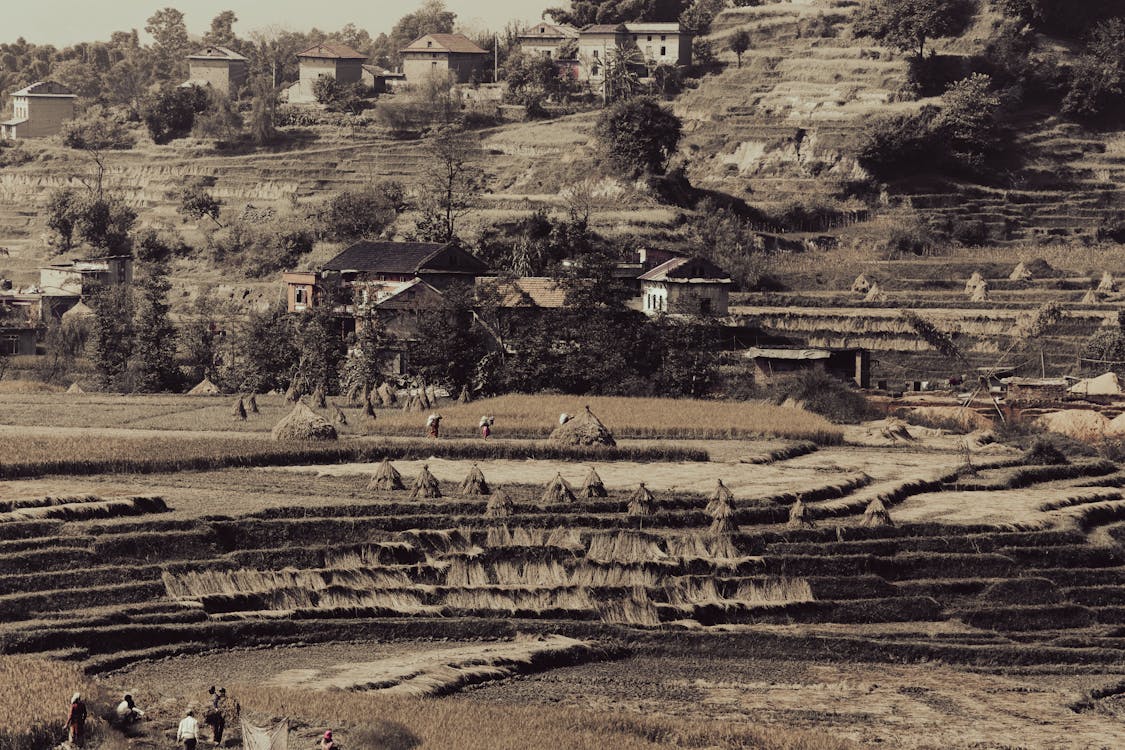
(638, 256, 731, 283)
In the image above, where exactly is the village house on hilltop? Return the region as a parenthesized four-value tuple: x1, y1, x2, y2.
(400, 33, 490, 84)
(285, 43, 368, 104)
(183, 46, 249, 96)
(0, 81, 76, 139)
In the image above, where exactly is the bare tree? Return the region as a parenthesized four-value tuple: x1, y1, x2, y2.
(413, 126, 486, 243)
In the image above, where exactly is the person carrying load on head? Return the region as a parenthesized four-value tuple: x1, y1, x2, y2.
(479, 415, 494, 438)
(66, 692, 87, 746)
(426, 413, 442, 438)
(115, 694, 144, 725)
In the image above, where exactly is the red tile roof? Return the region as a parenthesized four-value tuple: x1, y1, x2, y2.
(402, 33, 488, 55)
(297, 43, 367, 60)
(479, 277, 568, 308)
(638, 256, 731, 283)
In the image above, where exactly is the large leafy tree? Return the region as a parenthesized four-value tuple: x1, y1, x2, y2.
(594, 96, 682, 178)
(409, 282, 486, 392)
(132, 235, 180, 392)
(203, 11, 240, 48)
(546, 0, 692, 26)
(854, 0, 977, 61)
(89, 284, 134, 391)
(238, 305, 299, 393)
(143, 85, 211, 144)
(1062, 18, 1125, 123)
(145, 7, 191, 79)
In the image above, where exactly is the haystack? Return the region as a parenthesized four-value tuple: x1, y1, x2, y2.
(410, 464, 442, 499)
(460, 464, 490, 496)
(1106, 413, 1125, 437)
(541, 473, 576, 504)
(284, 383, 300, 403)
(706, 479, 735, 516)
(247, 394, 259, 414)
(1023, 439, 1069, 465)
(402, 394, 426, 413)
(861, 497, 893, 527)
(1081, 289, 1102, 305)
(1035, 410, 1109, 442)
(332, 403, 348, 426)
(708, 492, 739, 536)
(788, 498, 815, 529)
(970, 280, 989, 301)
(368, 458, 405, 491)
(580, 467, 607, 499)
(312, 386, 327, 409)
(232, 397, 247, 421)
(1068, 372, 1122, 397)
(549, 405, 616, 447)
(880, 418, 915, 442)
(864, 282, 887, 302)
(66, 382, 84, 394)
(627, 483, 656, 517)
(377, 382, 396, 407)
(964, 271, 984, 294)
(1009, 262, 1032, 281)
(1098, 271, 1117, 293)
(851, 274, 871, 294)
(417, 382, 432, 408)
(363, 397, 376, 419)
(188, 377, 221, 395)
(271, 402, 338, 441)
(458, 386, 471, 404)
(484, 487, 514, 519)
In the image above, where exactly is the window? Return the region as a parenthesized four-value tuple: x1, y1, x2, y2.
(660, 46, 666, 56)
(592, 50, 599, 59)
(661, 35, 666, 41)
(294, 287, 308, 307)
(591, 64, 599, 76)
(700, 298, 712, 315)
(647, 35, 652, 41)
(432, 61, 437, 68)
(426, 41, 432, 47)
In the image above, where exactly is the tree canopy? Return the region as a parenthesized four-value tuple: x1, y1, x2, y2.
(854, 0, 977, 60)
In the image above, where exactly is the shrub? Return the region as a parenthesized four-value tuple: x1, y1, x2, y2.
(769, 369, 873, 424)
(208, 221, 314, 277)
(877, 216, 946, 259)
(1096, 213, 1125, 243)
(1080, 325, 1125, 377)
(1062, 18, 1125, 123)
(934, 74, 1007, 177)
(313, 184, 402, 241)
(594, 96, 683, 178)
(143, 85, 210, 144)
(0, 140, 32, 167)
(856, 107, 940, 181)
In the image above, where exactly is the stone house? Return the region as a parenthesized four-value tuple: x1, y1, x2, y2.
(184, 46, 249, 96)
(286, 43, 368, 105)
(576, 24, 628, 83)
(636, 255, 731, 316)
(401, 34, 490, 84)
(624, 23, 693, 67)
(517, 23, 580, 59)
(571, 23, 692, 84)
(0, 81, 77, 139)
(37, 255, 133, 319)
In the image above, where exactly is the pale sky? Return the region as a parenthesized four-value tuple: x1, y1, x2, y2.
(4, 1, 543, 46)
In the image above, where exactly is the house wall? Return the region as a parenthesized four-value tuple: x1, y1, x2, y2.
(626, 30, 691, 66)
(0, 328, 36, 356)
(402, 52, 452, 83)
(188, 59, 248, 95)
(447, 52, 488, 83)
(576, 35, 621, 82)
(642, 281, 728, 315)
(11, 95, 75, 138)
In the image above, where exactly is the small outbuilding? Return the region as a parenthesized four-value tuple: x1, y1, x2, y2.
(744, 346, 871, 388)
(637, 255, 731, 316)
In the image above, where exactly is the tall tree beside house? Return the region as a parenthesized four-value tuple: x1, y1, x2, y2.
(248, 77, 279, 145)
(132, 236, 180, 392)
(295, 303, 347, 397)
(594, 96, 683, 178)
(238, 303, 299, 394)
(145, 7, 192, 80)
(89, 284, 134, 392)
(203, 11, 241, 49)
(413, 126, 486, 243)
(341, 310, 390, 396)
(728, 30, 751, 68)
(373, 0, 457, 66)
(409, 282, 486, 393)
(45, 188, 137, 257)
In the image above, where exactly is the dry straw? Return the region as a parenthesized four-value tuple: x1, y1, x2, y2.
(188, 377, 221, 395)
(550, 405, 616, 447)
(705, 479, 734, 516)
(460, 464, 490, 496)
(284, 383, 300, 402)
(484, 488, 515, 519)
(312, 386, 327, 409)
(368, 458, 405, 491)
(332, 403, 348, 426)
(363, 397, 377, 419)
(788, 498, 815, 528)
(271, 402, 338, 441)
(541, 473, 576, 504)
(411, 464, 442, 499)
(459, 386, 471, 404)
(861, 497, 893, 527)
(377, 382, 396, 406)
(580, 467, 607, 499)
(627, 483, 656, 517)
(66, 382, 84, 394)
(232, 397, 247, 421)
(247, 394, 259, 414)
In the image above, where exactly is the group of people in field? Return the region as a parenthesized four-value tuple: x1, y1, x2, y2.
(425, 414, 495, 439)
(66, 687, 243, 749)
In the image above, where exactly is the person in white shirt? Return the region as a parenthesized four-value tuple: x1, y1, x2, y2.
(177, 708, 200, 750)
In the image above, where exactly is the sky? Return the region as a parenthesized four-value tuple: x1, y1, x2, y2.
(4, 1, 542, 46)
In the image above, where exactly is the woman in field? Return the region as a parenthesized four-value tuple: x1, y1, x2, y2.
(479, 415, 494, 438)
(66, 692, 87, 746)
(426, 413, 442, 438)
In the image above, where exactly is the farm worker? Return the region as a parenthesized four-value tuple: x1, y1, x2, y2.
(206, 686, 237, 744)
(426, 413, 442, 438)
(559, 413, 572, 425)
(177, 708, 200, 750)
(479, 415, 493, 438)
(115, 694, 144, 724)
(320, 729, 337, 749)
(66, 692, 87, 746)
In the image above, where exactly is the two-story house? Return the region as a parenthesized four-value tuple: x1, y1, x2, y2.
(517, 23, 580, 59)
(184, 46, 249, 96)
(637, 255, 731, 316)
(0, 81, 77, 139)
(401, 34, 490, 84)
(285, 43, 368, 105)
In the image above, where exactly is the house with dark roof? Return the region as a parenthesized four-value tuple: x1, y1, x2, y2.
(184, 46, 249, 96)
(286, 43, 368, 104)
(637, 255, 731, 316)
(401, 33, 490, 84)
(0, 81, 76, 139)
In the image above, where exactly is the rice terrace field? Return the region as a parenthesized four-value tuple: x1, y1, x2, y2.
(0, 391, 1125, 749)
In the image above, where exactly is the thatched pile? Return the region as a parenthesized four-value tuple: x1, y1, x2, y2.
(788, 498, 815, 529)
(1098, 271, 1117, 293)
(332, 403, 348, 426)
(627, 483, 656, 517)
(271, 402, 338, 442)
(284, 383, 301, 403)
(708, 497, 738, 537)
(550, 405, 616, 447)
(368, 459, 405, 491)
(964, 271, 984, 294)
(580, 467, 607, 499)
(247, 394, 259, 414)
(851, 274, 871, 294)
(417, 382, 432, 408)
(970, 280, 989, 301)
(1009, 262, 1032, 281)
(402, 394, 426, 413)
(66, 382, 84, 394)
(1081, 289, 1102, 305)
(410, 465, 442, 499)
(458, 386, 471, 404)
(863, 282, 886, 302)
(705, 479, 734, 516)
(541, 473, 576, 504)
(377, 382, 397, 407)
(363, 397, 377, 419)
(232, 397, 247, 421)
(1023, 439, 1069, 466)
(460, 464, 490, 496)
(312, 386, 327, 409)
(861, 497, 893, 527)
(484, 488, 514, 519)
(188, 378, 221, 395)
(1036, 410, 1109, 442)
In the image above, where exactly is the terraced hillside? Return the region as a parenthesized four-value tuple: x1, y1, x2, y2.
(4, 447, 1125, 686)
(679, 1, 1125, 244)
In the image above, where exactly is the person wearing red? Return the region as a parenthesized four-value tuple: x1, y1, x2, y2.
(320, 729, 337, 749)
(66, 692, 87, 746)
